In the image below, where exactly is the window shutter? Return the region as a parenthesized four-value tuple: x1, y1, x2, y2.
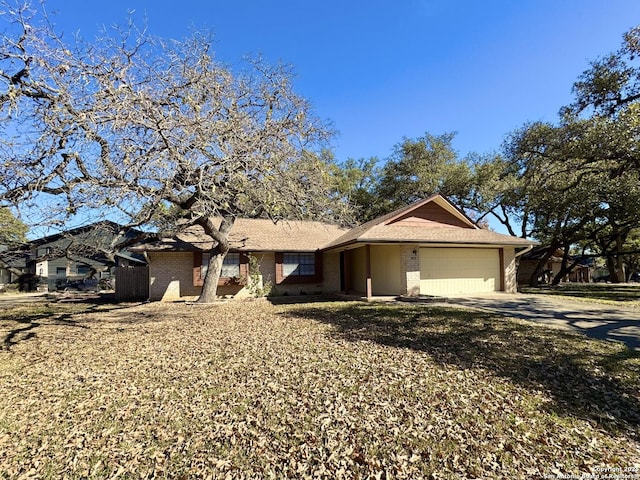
(275, 252, 284, 284)
(240, 253, 250, 281)
(193, 252, 204, 287)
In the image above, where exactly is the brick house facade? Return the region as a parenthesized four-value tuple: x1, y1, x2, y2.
(133, 195, 535, 301)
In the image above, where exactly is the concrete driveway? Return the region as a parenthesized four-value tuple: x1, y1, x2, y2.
(444, 293, 640, 351)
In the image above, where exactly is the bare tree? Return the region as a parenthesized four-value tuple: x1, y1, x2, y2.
(0, 2, 343, 302)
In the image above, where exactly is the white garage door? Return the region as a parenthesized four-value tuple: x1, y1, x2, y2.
(420, 248, 500, 295)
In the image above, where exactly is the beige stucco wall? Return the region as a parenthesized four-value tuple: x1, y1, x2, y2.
(503, 247, 517, 293)
(322, 251, 341, 293)
(348, 247, 367, 293)
(370, 245, 401, 295)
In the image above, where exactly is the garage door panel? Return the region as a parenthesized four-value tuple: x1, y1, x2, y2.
(420, 248, 500, 295)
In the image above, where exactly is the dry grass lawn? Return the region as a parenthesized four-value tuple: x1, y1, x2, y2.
(0, 297, 639, 479)
(520, 283, 640, 307)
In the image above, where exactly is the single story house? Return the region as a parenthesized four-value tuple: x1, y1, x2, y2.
(517, 246, 594, 285)
(133, 195, 536, 301)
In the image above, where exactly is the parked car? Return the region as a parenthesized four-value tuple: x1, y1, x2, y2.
(629, 272, 640, 283)
(55, 278, 100, 292)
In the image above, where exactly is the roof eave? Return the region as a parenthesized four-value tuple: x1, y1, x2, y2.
(322, 237, 536, 251)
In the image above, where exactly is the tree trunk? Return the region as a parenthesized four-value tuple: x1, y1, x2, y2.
(616, 256, 626, 283)
(0, 257, 25, 279)
(196, 215, 235, 303)
(529, 258, 548, 287)
(606, 256, 618, 283)
(616, 235, 626, 282)
(551, 245, 576, 285)
(198, 249, 227, 303)
(528, 242, 558, 287)
(609, 234, 626, 283)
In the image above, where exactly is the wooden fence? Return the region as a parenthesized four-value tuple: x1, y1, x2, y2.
(115, 266, 149, 301)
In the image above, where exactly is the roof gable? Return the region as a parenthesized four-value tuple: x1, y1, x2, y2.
(323, 194, 535, 250)
(386, 197, 476, 229)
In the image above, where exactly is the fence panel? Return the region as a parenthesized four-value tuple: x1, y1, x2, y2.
(115, 266, 149, 301)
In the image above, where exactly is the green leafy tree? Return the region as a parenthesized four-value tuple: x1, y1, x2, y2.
(0, 206, 28, 280)
(619, 228, 640, 279)
(502, 121, 604, 285)
(562, 25, 640, 281)
(463, 153, 524, 236)
(489, 25, 640, 285)
(567, 26, 640, 118)
(0, 207, 27, 247)
(330, 157, 380, 223)
(374, 132, 473, 215)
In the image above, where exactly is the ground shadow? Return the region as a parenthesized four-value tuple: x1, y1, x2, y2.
(284, 302, 640, 436)
(0, 294, 152, 350)
(521, 284, 640, 302)
(267, 294, 346, 305)
(449, 296, 640, 350)
(1, 311, 88, 350)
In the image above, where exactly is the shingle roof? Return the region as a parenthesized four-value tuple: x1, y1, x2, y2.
(324, 224, 536, 249)
(322, 195, 536, 250)
(133, 218, 349, 252)
(132, 195, 536, 253)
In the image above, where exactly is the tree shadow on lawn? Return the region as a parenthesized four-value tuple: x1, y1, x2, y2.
(521, 284, 640, 303)
(285, 302, 640, 436)
(0, 297, 154, 350)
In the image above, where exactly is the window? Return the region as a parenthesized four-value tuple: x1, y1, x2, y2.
(222, 253, 241, 278)
(77, 265, 91, 275)
(201, 252, 241, 279)
(283, 253, 316, 276)
(56, 267, 66, 277)
(275, 252, 322, 285)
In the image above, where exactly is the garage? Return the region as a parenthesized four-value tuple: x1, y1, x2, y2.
(419, 247, 501, 295)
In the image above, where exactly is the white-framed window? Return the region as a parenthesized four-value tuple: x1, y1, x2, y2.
(221, 253, 241, 277)
(201, 252, 241, 278)
(282, 253, 315, 276)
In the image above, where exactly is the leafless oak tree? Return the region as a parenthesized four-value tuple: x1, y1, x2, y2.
(0, 2, 343, 302)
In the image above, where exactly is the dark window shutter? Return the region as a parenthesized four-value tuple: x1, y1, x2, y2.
(193, 252, 203, 287)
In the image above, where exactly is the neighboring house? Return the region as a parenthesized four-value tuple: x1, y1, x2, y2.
(517, 246, 594, 285)
(133, 195, 536, 301)
(569, 258, 594, 283)
(9, 221, 146, 291)
(517, 247, 564, 285)
(0, 245, 26, 287)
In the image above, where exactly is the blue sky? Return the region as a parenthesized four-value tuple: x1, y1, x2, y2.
(43, 0, 640, 163)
